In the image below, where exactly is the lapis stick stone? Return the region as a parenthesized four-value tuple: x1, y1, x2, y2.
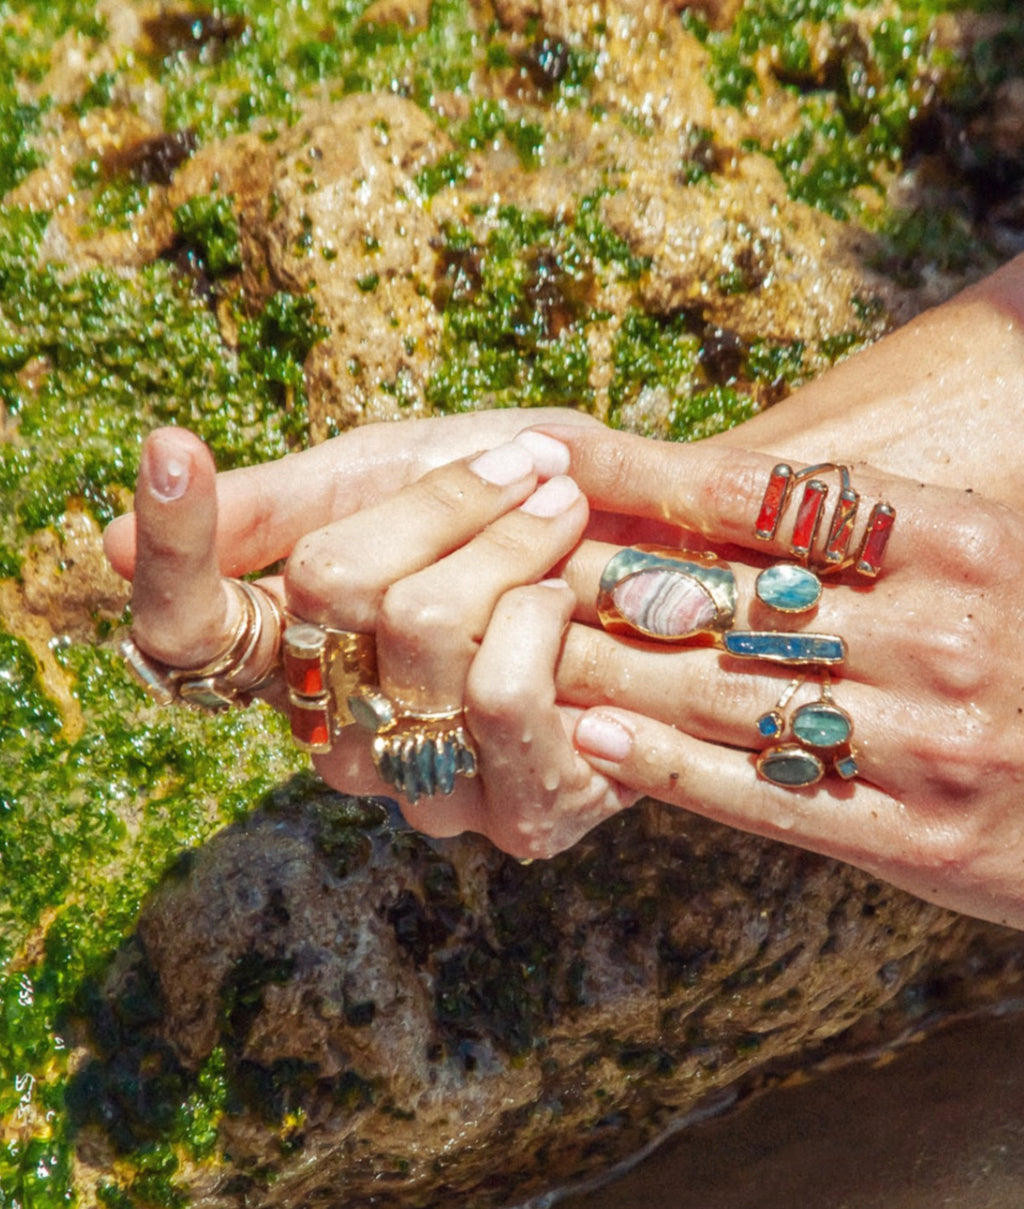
(723, 631, 846, 665)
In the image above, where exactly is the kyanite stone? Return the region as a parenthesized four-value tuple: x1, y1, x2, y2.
(755, 564, 821, 614)
(791, 703, 852, 749)
(723, 631, 846, 665)
(436, 738, 457, 795)
(835, 753, 859, 780)
(757, 711, 783, 739)
(612, 569, 717, 639)
(415, 738, 438, 797)
(758, 746, 824, 788)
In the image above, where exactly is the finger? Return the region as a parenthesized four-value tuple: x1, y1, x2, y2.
(533, 424, 936, 574)
(104, 412, 588, 579)
(463, 581, 634, 859)
(555, 622, 946, 795)
(284, 440, 561, 628)
(572, 706, 909, 876)
(570, 704, 1008, 921)
(377, 476, 589, 710)
(129, 428, 235, 666)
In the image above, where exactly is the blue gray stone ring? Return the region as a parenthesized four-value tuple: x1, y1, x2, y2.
(596, 546, 737, 642)
(347, 685, 478, 806)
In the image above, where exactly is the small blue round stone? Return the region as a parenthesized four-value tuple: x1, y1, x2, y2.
(755, 563, 822, 614)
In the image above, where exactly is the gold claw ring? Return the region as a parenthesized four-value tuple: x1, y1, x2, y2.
(348, 686, 478, 806)
(120, 579, 283, 712)
(282, 622, 378, 753)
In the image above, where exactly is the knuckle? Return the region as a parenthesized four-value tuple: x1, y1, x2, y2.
(908, 710, 1001, 802)
(414, 471, 476, 520)
(464, 675, 536, 737)
(938, 507, 1015, 586)
(696, 458, 765, 534)
(912, 620, 991, 699)
(588, 439, 650, 506)
(476, 521, 532, 562)
(378, 579, 460, 650)
(285, 533, 378, 619)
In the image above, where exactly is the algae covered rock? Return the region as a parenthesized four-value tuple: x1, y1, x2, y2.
(65, 782, 1024, 1208)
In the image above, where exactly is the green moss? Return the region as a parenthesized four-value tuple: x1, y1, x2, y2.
(684, 0, 1020, 222)
(173, 194, 242, 277)
(415, 149, 470, 198)
(608, 310, 702, 420)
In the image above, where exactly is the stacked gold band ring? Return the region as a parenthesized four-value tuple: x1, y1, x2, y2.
(120, 579, 282, 712)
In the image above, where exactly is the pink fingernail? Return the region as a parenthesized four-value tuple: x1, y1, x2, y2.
(575, 712, 634, 762)
(146, 431, 191, 501)
(469, 442, 535, 486)
(513, 431, 570, 478)
(519, 475, 581, 517)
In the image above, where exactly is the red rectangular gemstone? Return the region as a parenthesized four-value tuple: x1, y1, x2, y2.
(288, 696, 332, 752)
(284, 649, 325, 697)
(790, 480, 828, 557)
(754, 464, 793, 540)
(824, 488, 859, 565)
(856, 503, 896, 577)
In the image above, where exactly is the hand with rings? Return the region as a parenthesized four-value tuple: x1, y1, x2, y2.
(104, 251, 1024, 921)
(528, 426, 1024, 929)
(107, 422, 633, 860)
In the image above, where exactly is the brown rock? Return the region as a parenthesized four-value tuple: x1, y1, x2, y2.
(69, 787, 1024, 1208)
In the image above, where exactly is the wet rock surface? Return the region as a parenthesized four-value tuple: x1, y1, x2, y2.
(68, 783, 1024, 1208)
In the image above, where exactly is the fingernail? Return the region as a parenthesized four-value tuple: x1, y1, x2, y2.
(575, 712, 634, 762)
(519, 475, 581, 517)
(146, 431, 191, 501)
(513, 431, 570, 478)
(469, 442, 535, 486)
(537, 577, 571, 590)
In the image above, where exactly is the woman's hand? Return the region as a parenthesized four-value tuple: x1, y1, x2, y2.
(103, 408, 602, 581)
(535, 424, 1024, 928)
(115, 424, 633, 859)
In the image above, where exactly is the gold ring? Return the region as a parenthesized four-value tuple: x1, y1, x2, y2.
(754, 462, 895, 577)
(755, 675, 859, 788)
(120, 579, 283, 713)
(346, 685, 477, 804)
(372, 721, 478, 805)
(283, 622, 378, 752)
(597, 545, 737, 642)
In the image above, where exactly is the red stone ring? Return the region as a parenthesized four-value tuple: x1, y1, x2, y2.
(282, 621, 378, 753)
(754, 462, 895, 578)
